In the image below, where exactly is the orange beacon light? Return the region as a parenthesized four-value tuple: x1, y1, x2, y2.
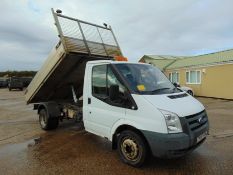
(114, 56, 128, 61)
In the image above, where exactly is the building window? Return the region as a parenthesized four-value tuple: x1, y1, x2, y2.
(168, 72, 179, 83)
(186, 70, 201, 84)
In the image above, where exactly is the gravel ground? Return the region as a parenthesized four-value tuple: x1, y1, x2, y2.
(0, 88, 232, 175)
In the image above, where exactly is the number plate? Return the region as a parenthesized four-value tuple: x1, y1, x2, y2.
(197, 131, 207, 143)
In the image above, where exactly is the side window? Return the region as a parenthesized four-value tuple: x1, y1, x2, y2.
(107, 67, 126, 97)
(92, 64, 129, 107)
(92, 65, 107, 98)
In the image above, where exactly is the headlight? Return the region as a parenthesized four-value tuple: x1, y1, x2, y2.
(159, 109, 182, 133)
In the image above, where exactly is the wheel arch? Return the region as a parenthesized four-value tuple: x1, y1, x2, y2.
(112, 124, 151, 153)
(187, 90, 194, 96)
(37, 102, 60, 118)
(37, 104, 46, 114)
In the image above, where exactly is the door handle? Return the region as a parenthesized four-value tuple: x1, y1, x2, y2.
(88, 97, 91, 104)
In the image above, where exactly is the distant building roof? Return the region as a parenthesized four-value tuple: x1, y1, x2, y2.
(139, 55, 178, 70)
(139, 49, 233, 70)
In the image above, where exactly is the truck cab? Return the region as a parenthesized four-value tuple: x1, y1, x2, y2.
(83, 60, 209, 166)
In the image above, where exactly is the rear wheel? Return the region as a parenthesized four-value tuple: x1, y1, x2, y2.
(117, 130, 148, 167)
(39, 109, 59, 130)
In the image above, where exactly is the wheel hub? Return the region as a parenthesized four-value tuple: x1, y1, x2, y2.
(121, 138, 139, 161)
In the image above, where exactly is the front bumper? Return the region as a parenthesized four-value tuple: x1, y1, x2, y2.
(141, 121, 209, 158)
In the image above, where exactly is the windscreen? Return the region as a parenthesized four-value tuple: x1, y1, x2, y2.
(115, 63, 179, 95)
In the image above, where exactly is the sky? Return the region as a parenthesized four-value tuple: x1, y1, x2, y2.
(0, 0, 233, 71)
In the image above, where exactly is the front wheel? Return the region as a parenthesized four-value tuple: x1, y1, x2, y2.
(39, 109, 59, 130)
(117, 130, 148, 167)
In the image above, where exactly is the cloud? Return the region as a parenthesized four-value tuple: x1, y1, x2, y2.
(0, 0, 233, 71)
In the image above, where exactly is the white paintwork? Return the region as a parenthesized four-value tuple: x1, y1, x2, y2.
(179, 86, 194, 96)
(83, 61, 205, 141)
(125, 94, 168, 133)
(83, 61, 125, 140)
(179, 86, 192, 91)
(142, 93, 204, 117)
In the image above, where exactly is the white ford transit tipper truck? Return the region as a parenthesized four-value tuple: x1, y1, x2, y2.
(25, 9, 209, 167)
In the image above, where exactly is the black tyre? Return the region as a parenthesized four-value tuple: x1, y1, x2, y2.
(117, 130, 148, 167)
(187, 90, 193, 96)
(39, 109, 59, 130)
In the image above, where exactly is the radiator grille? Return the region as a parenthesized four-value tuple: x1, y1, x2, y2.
(185, 110, 208, 131)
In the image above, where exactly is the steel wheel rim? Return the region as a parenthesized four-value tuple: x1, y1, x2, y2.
(121, 137, 139, 161)
(39, 112, 47, 128)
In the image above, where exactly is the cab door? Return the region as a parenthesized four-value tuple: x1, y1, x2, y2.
(84, 64, 127, 139)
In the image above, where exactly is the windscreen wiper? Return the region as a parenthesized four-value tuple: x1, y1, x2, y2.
(151, 87, 171, 94)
